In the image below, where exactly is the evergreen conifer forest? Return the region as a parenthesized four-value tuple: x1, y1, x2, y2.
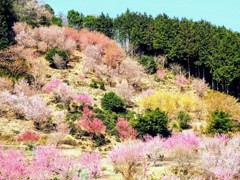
(0, 0, 239, 179)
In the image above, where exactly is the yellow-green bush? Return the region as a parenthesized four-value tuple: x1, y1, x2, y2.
(138, 91, 203, 120)
(204, 91, 240, 121)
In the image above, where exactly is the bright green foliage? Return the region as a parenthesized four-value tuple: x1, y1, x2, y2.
(0, 0, 16, 50)
(139, 55, 157, 74)
(101, 92, 125, 113)
(207, 111, 234, 134)
(52, 16, 62, 26)
(134, 108, 170, 137)
(177, 111, 191, 129)
(45, 48, 69, 69)
(67, 10, 84, 29)
(84, 13, 114, 38)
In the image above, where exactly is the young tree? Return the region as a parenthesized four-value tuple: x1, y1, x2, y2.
(77, 107, 106, 136)
(116, 117, 137, 140)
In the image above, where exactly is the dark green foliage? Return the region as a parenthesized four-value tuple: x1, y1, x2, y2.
(134, 108, 170, 137)
(52, 16, 62, 26)
(101, 92, 125, 113)
(139, 56, 157, 74)
(44, 4, 55, 15)
(0, 68, 11, 77)
(67, 10, 84, 29)
(95, 108, 135, 135)
(177, 111, 191, 129)
(90, 79, 105, 90)
(39, 16, 51, 27)
(93, 134, 109, 147)
(0, 0, 16, 50)
(45, 48, 69, 69)
(207, 111, 233, 134)
(84, 13, 114, 38)
(64, 9, 240, 97)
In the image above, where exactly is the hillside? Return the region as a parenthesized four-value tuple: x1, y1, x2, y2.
(0, 0, 240, 179)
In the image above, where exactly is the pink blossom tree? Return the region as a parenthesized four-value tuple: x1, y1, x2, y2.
(77, 107, 106, 136)
(79, 151, 102, 179)
(175, 75, 189, 87)
(74, 93, 93, 105)
(200, 134, 240, 179)
(157, 70, 166, 79)
(116, 118, 137, 140)
(0, 148, 29, 179)
(108, 140, 148, 180)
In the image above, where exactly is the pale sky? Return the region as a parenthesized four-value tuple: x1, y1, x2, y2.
(44, 0, 240, 32)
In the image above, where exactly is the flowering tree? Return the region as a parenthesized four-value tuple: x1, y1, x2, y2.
(143, 135, 164, 166)
(42, 78, 74, 105)
(0, 148, 29, 179)
(164, 133, 201, 178)
(0, 91, 52, 129)
(157, 70, 166, 79)
(175, 75, 189, 87)
(140, 89, 155, 98)
(74, 93, 93, 105)
(200, 134, 240, 179)
(192, 79, 208, 98)
(77, 107, 106, 136)
(108, 140, 148, 180)
(17, 131, 40, 143)
(115, 81, 134, 106)
(79, 151, 102, 179)
(116, 118, 137, 140)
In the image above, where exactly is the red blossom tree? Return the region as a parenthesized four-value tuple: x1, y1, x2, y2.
(77, 107, 106, 136)
(17, 131, 40, 143)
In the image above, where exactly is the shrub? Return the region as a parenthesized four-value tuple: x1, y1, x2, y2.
(177, 111, 191, 129)
(116, 118, 138, 140)
(206, 111, 233, 134)
(45, 48, 69, 69)
(134, 108, 170, 137)
(90, 79, 105, 90)
(204, 91, 240, 121)
(139, 91, 201, 120)
(101, 92, 125, 113)
(139, 55, 157, 74)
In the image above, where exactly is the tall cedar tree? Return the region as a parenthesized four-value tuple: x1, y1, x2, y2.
(0, 0, 16, 50)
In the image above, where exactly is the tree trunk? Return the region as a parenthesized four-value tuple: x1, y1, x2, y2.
(188, 59, 191, 80)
